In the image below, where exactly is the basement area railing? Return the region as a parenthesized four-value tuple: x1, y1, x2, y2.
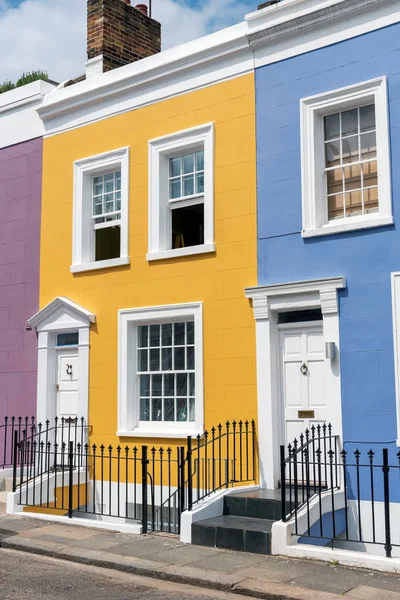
(13, 419, 257, 535)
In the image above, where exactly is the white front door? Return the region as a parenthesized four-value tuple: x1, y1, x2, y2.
(279, 323, 326, 447)
(57, 350, 79, 422)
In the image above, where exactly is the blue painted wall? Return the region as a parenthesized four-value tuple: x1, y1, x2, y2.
(256, 22, 400, 460)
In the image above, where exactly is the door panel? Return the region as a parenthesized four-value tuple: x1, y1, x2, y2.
(280, 324, 326, 447)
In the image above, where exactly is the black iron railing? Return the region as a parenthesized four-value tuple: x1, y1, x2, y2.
(0, 416, 36, 468)
(281, 429, 400, 558)
(281, 423, 340, 524)
(14, 419, 257, 534)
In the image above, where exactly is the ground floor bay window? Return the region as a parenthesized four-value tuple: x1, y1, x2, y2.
(118, 302, 204, 438)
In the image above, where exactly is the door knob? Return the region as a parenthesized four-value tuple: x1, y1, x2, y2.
(300, 362, 309, 375)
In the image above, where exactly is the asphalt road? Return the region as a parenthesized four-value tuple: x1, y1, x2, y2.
(0, 549, 252, 600)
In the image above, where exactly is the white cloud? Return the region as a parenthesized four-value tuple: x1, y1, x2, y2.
(0, 0, 253, 84)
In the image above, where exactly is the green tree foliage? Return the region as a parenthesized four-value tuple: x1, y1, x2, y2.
(0, 70, 48, 95)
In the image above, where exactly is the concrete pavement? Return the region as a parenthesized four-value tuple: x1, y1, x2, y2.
(1, 514, 400, 599)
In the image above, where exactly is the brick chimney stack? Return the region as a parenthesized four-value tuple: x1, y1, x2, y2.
(86, 0, 161, 77)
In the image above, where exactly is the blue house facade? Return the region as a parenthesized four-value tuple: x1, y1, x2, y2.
(244, 0, 400, 551)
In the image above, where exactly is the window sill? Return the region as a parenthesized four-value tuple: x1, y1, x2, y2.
(117, 428, 202, 439)
(70, 256, 130, 274)
(146, 243, 216, 262)
(302, 215, 394, 238)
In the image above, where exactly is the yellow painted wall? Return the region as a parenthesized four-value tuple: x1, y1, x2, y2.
(41, 73, 258, 452)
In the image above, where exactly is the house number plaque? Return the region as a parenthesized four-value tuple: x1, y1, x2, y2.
(298, 410, 315, 419)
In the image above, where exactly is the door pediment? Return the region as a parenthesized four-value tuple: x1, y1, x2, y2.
(28, 297, 96, 332)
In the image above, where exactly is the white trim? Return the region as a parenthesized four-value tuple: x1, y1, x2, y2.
(86, 56, 104, 79)
(72, 147, 130, 273)
(146, 243, 216, 262)
(118, 302, 204, 438)
(246, 0, 400, 69)
(0, 79, 56, 149)
(391, 273, 400, 447)
(148, 123, 214, 260)
(28, 298, 95, 426)
(245, 277, 345, 488)
(37, 23, 252, 136)
(70, 256, 130, 273)
(300, 77, 392, 238)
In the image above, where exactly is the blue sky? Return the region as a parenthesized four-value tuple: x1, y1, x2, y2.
(0, 0, 255, 83)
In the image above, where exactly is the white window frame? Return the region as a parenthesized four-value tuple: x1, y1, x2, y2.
(71, 147, 130, 273)
(147, 123, 215, 261)
(118, 302, 204, 438)
(301, 77, 393, 238)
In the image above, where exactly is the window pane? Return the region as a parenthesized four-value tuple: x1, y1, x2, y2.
(170, 178, 181, 199)
(189, 373, 195, 396)
(344, 164, 361, 191)
(104, 178, 114, 194)
(170, 157, 181, 178)
(93, 177, 103, 195)
(162, 323, 172, 346)
(140, 398, 150, 421)
(183, 175, 194, 197)
(177, 373, 187, 396)
(138, 349, 148, 372)
(174, 347, 185, 370)
(164, 374, 174, 396)
(171, 203, 204, 248)
(342, 135, 359, 164)
(325, 141, 341, 167)
(327, 169, 343, 196)
(115, 171, 121, 190)
(177, 398, 187, 422)
(341, 108, 358, 136)
(186, 322, 194, 345)
(162, 347, 172, 370)
(363, 161, 378, 188)
(360, 132, 376, 160)
(93, 201, 103, 216)
(152, 374, 162, 396)
(196, 173, 204, 194)
(152, 398, 162, 421)
(150, 348, 160, 371)
(115, 190, 121, 212)
(360, 104, 375, 132)
(324, 113, 340, 141)
(138, 326, 148, 348)
(328, 193, 344, 220)
(364, 186, 379, 212)
(150, 324, 160, 347)
(164, 398, 175, 422)
(346, 190, 363, 216)
(187, 346, 195, 370)
(57, 332, 79, 346)
(183, 153, 195, 174)
(174, 322, 185, 346)
(95, 225, 121, 262)
(196, 150, 204, 171)
(140, 374, 150, 397)
(189, 398, 195, 422)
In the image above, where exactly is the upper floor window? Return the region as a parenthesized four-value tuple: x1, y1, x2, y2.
(148, 123, 215, 261)
(301, 78, 392, 238)
(92, 170, 121, 262)
(71, 147, 130, 273)
(325, 105, 377, 221)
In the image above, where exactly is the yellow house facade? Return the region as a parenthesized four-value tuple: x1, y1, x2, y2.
(39, 73, 258, 451)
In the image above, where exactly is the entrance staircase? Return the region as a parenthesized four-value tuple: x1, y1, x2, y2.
(192, 489, 287, 555)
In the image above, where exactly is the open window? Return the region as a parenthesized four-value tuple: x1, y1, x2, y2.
(148, 123, 215, 261)
(71, 147, 130, 273)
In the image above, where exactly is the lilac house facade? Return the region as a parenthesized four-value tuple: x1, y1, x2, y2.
(0, 81, 55, 464)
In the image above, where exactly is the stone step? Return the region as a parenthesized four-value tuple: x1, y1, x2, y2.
(192, 515, 274, 554)
(224, 489, 288, 521)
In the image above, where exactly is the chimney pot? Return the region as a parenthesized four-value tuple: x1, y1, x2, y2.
(121, 0, 131, 4)
(135, 4, 148, 15)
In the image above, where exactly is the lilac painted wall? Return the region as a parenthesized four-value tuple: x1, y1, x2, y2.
(0, 137, 42, 420)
